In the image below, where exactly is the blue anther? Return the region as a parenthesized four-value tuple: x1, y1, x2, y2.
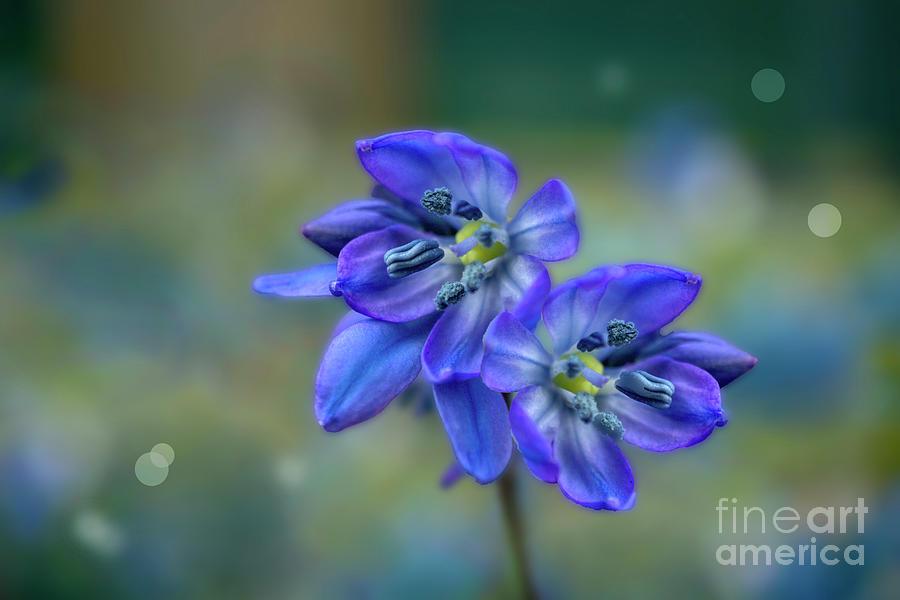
(434, 281, 466, 311)
(614, 370, 674, 409)
(453, 201, 483, 221)
(461, 261, 486, 292)
(383, 239, 445, 279)
(593, 411, 624, 440)
(421, 187, 452, 215)
(573, 391, 597, 423)
(576, 331, 605, 352)
(606, 319, 638, 347)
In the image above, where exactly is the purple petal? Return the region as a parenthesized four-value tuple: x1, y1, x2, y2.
(253, 264, 337, 297)
(356, 130, 516, 223)
(601, 355, 724, 452)
(422, 278, 503, 383)
(542, 266, 627, 355)
(555, 409, 636, 511)
(432, 378, 512, 484)
(494, 254, 552, 330)
(357, 131, 468, 203)
(516, 384, 562, 440)
(314, 315, 435, 432)
(440, 132, 517, 223)
(507, 179, 579, 261)
(332, 311, 368, 336)
(588, 264, 702, 343)
(482, 312, 552, 393)
(509, 386, 560, 483)
(337, 224, 461, 323)
(422, 255, 549, 383)
(644, 332, 757, 387)
(301, 199, 419, 257)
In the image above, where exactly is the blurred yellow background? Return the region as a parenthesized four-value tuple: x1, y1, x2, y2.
(1, 1, 898, 598)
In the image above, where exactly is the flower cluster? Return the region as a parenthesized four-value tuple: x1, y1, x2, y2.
(254, 130, 756, 509)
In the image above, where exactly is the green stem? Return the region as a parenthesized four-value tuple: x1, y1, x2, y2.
(500, 392, 538, 600)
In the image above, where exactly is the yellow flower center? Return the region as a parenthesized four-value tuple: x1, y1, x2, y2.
(455, 222, 506, 265)
(553, 352, 604, 395)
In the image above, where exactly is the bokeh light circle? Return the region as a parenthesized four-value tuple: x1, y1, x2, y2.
(594, 61, 629, 97)
(751, 68, 785, 102)
(151, 442, 175, 466)
(149, 451, 168, 468)
(135, 452, 169, 486)
(808, 203, 842, 237)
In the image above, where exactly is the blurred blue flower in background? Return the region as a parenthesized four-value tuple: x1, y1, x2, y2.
(0, 435, 76, 541)
(626, 104, 764, 233)
(725, 267, 858, 416)
(0, 157, 64, 216)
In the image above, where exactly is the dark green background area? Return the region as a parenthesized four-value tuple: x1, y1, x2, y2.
(1, 1, 898, 599)
(423, 1, 898, 152)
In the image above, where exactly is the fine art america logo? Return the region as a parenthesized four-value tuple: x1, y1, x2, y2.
(715, 497, 867, 566)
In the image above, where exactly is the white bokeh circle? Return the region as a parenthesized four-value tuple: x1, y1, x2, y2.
(751, 68, 785, 102)
(808, 203, 842, 237)
(135, 452, 169, 486)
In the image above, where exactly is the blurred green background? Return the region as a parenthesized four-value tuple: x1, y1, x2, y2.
(1, 1, 898, 598)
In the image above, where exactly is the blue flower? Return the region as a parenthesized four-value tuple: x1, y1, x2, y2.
(253, 131, 580, 484)
(481, 264, 757, 509)
(333, 130, 577, 382)
(254, 130, 578, 383)
(0, 157, 65, 215)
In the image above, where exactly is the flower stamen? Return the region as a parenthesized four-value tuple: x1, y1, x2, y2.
(434, 281, 466, 310)
(461, 261, 486, 292)
(421, 187, 453, 215)
(552, 354, 585, 379)
(453, 201, 483, 221)
(383, 239, 445, 279)
(576, 331, 605, 352)
(475, 223, 497, 247)
(553, 352, 604, 395)
(614, 370, 674, 409)
(607, 319, 638, 347)
(593, 411, 624, 440)
(454, 222, 507, 265)
(565, 391, 598, 423)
